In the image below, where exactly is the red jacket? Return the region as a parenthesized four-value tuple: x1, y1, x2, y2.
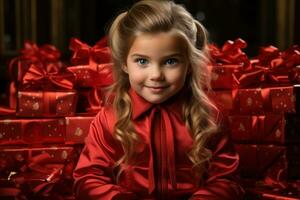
(73, 89, 245, 200)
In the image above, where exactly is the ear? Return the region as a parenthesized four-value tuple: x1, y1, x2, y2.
(122, 65, 128, 73)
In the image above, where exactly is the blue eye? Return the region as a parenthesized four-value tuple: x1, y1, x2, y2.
(165, 58, 178, 65)
(136, 58, 149, 65)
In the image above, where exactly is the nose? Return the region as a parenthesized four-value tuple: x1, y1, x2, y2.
(150, 65, 164, 81)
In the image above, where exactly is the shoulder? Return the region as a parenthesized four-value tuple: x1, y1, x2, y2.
(92, 103, 116, 136)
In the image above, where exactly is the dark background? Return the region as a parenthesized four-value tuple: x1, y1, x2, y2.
(0, 0, 299, 104)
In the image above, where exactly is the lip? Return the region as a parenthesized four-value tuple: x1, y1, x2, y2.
(145, 85, 168, 93)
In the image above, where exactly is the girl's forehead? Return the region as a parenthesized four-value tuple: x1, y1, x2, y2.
(128, 31, 187, 53)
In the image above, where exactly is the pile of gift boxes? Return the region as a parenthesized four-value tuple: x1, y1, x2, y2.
(209, 38, 300, 199)
(0, 37, 112, 199)
(0, 37, 300, 199)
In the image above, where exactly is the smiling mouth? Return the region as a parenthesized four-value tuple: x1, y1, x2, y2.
(145, 85, 169, 93)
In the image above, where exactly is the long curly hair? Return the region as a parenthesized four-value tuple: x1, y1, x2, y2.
(108, 0, 219, 182)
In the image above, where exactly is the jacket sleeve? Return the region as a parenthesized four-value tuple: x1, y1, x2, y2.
(189, 118, 245, 200)
(73, 110, 137, 200)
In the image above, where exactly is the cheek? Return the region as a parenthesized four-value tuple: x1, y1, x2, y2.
(167, 69, 188, 84)
(128, 70, 145, 84)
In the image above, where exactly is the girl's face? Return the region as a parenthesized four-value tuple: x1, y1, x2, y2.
(124, 32, 189, 104)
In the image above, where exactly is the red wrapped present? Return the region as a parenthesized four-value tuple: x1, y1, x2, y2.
(0, 146, 75, 172)
(261, 86, 296, 113)
(0, 164, 64, 199)
(235, 144, 286, 179)
(207, 90, 236, 114)
(0, 118, 65, 145)
(259, 114, 287, 144)
(228, 115, 260, 143)
(67, 64, 113, 88)
(237, 88, 264, 114)
(236, 144, 300, 180)
(210, 64, 242, 89)
(65, 115, 95, 144)
(16, 90, 77, 117)
(68, 37, 114, 88)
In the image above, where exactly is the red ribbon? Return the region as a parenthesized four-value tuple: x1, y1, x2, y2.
(9, 41, 61, 81)
(21, 63, 75, 90)
(69, 37, 111, 67)
(209, 38, 251, 70)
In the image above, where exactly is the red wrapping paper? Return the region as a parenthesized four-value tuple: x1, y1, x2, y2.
(237, 88, 264, 114)
(236, 144, 300, 181)
(259, 114, 286, 144)
(68, 37, 114, 88)
(65, 115, 95, 144)
(207, 90, 236, 114)
(229, 114, 290, 144)
(16, 90, 77, 117)
(0, 164, 64, 198)
(0, 118, 66, 145)
(67, 64, 113, 88)
(235, 144, 286, 179)
(210, 64, 242, 89)
(0, 146, 75, 172)
(228, 115, 260, 143)
(263, 86, 296, 113)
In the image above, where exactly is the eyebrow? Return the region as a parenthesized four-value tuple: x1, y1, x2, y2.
(131, 53, 183, 58)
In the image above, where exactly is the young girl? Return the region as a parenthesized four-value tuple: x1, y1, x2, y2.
(73, 0, 245, 199)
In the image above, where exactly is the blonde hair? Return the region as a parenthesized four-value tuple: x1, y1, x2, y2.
(108, 0, 219, 182)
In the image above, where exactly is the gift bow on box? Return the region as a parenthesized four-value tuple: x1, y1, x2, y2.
(69, 37, 111, 67)
(9, 41, 62, 81)
(252, 45, 300, 84)
(209, 38, 251, 70)
(21, 62, 75, 90)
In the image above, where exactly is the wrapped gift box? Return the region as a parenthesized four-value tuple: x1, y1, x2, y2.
(235, 144, 300, 180)
(0, 118, 65, 145)
(0, 146, 75, 174)
(228, 115, 260, 143)
(67, 64, 113, 88)
(229, 114, 296, 144)
(264, 86, 296, 113)
(237, 88, 264, 114)
(210, 64, 242, 89)
(0, 164, 64, 199)
(16, 90, 77, 117)
(207, 90, 236, 114)
(65, 115, 95, 144)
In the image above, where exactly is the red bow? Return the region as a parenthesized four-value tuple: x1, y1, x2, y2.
(22, 63, 75, 90)
(209, 38, 251, 70)
(69, 37, 111, 67)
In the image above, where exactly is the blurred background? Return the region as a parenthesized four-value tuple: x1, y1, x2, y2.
(0, 0, 299, 101)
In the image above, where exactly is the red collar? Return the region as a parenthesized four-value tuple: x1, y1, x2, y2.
(129, 88, 186, 120)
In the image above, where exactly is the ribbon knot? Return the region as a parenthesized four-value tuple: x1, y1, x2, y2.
(21, 63, 75, 90)
(69, 37, 111, 67)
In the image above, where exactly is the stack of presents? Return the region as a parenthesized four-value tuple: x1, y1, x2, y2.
(0, 37, 300, 199)
(0, 37, 112, 199)
(209, 39, 300, 199)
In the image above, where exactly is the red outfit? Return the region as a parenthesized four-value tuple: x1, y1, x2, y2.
(73, 89, 245, 200)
